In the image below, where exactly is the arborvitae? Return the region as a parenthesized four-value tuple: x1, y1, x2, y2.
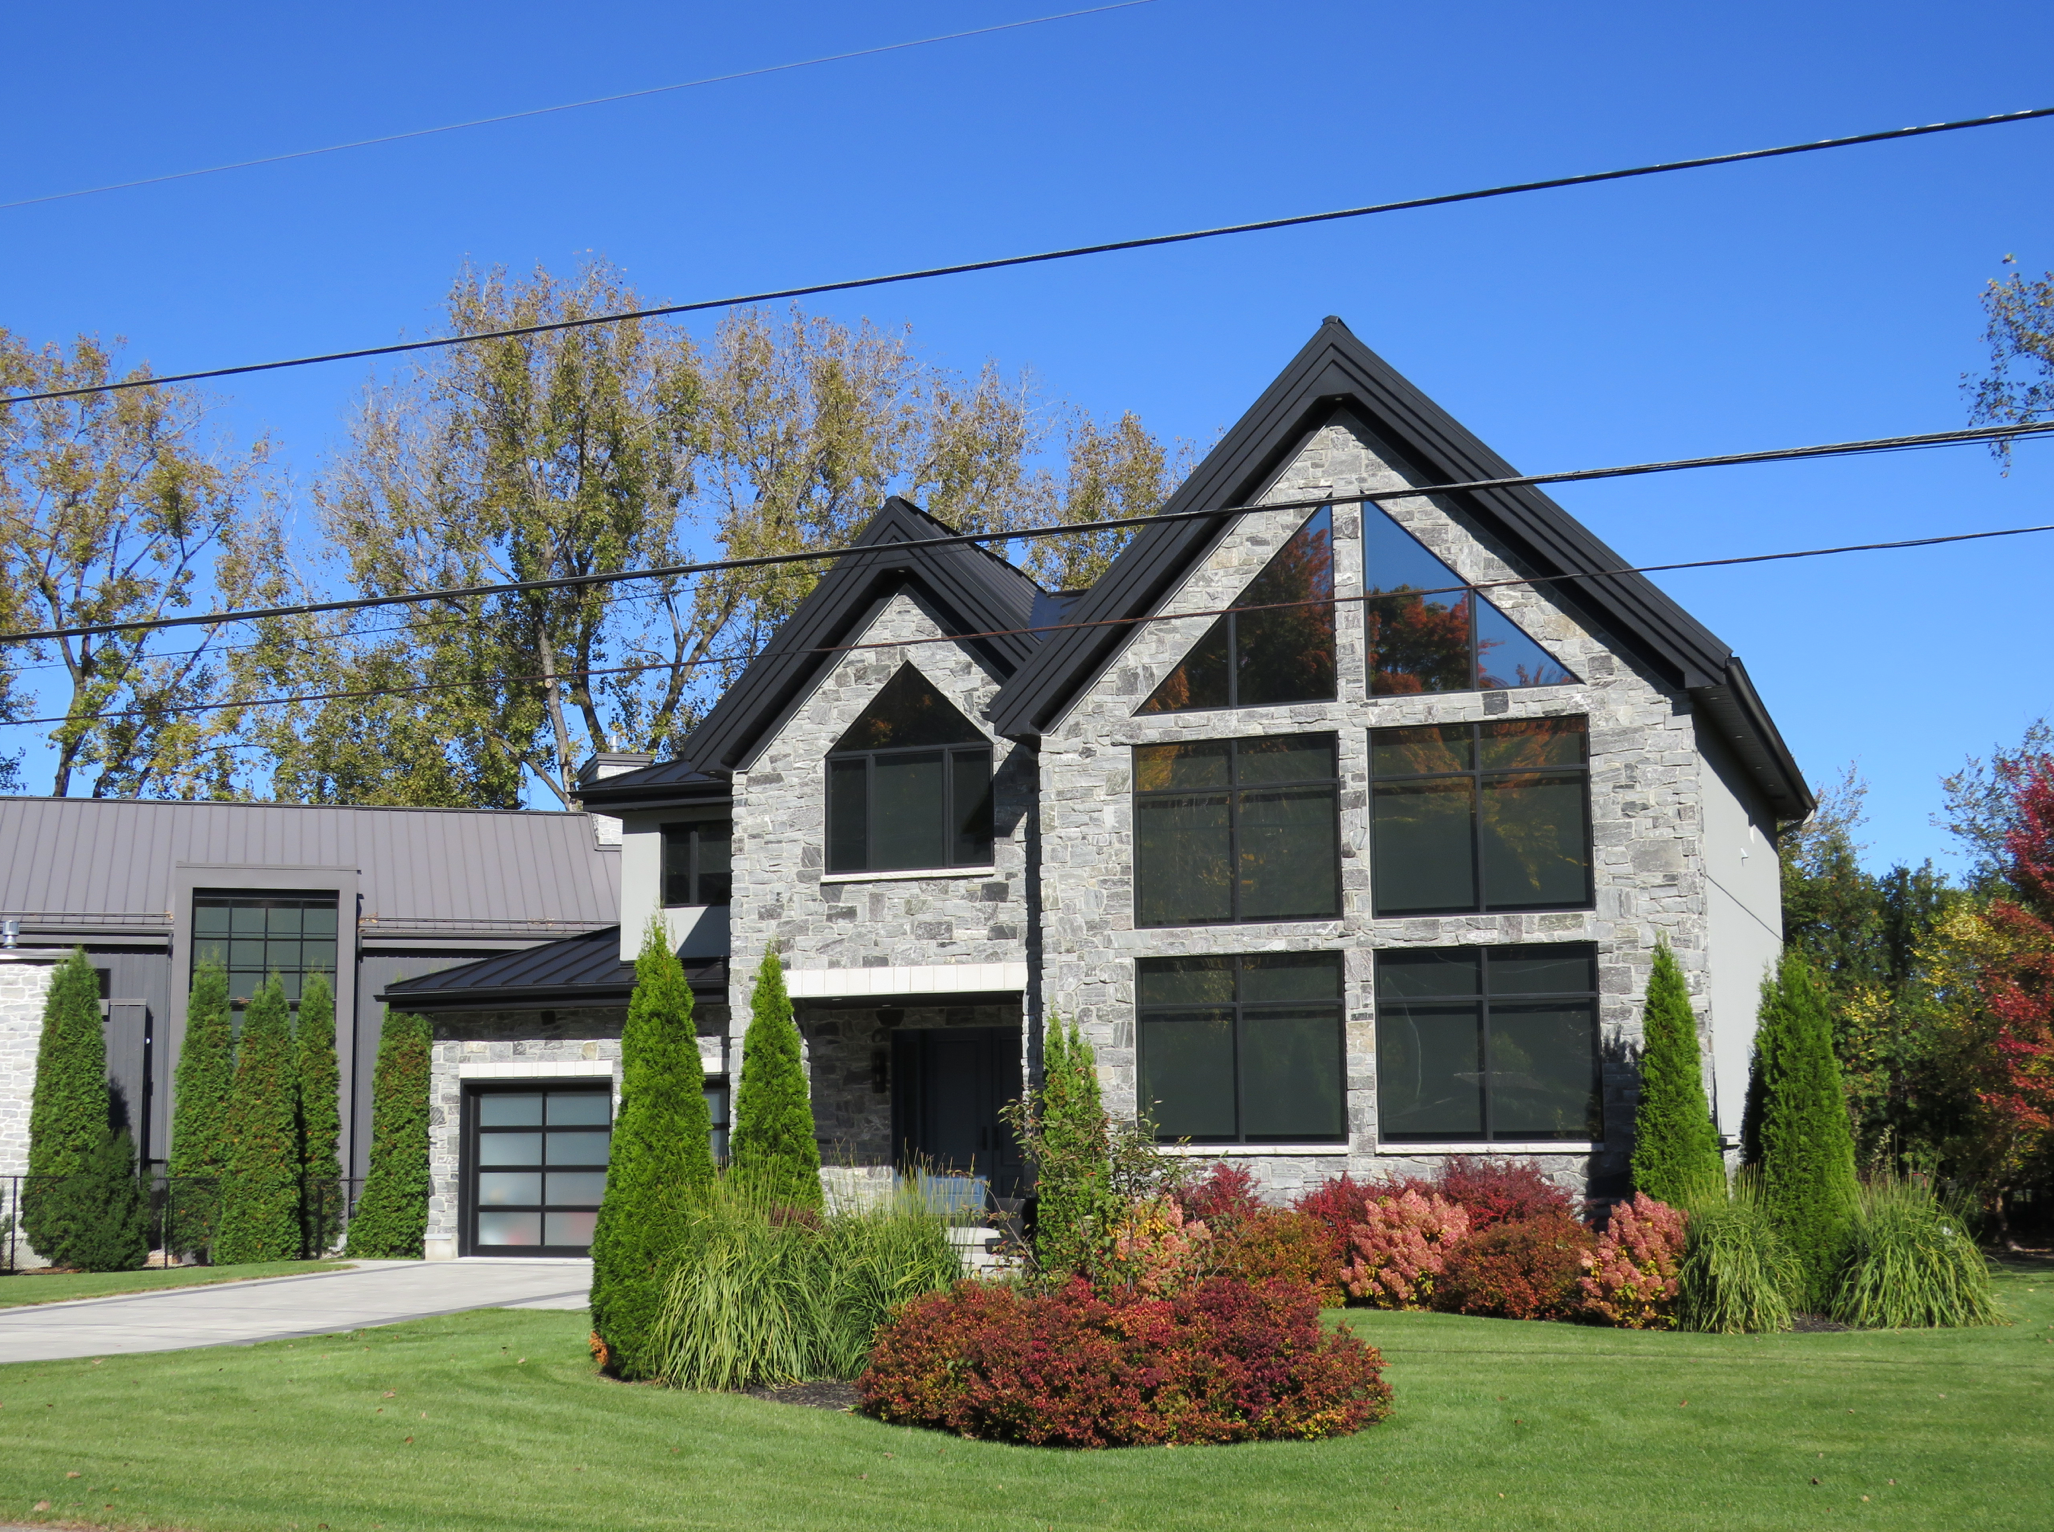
(345, 1011, 432, 1259)
(23, 948, 111, 1264)
(215, 977, 303, 1264)
(728, 949, 821, 1208)
(295, 971, 343, 1257)
(1630, 942, 1727, 1207)
(590, 919, 715, 1379)
(55, 1129, 149, 1273)
(168, 960, 235, 1257)
(1747, 952, 1860, 1309)
(1027, 1015, 1115, 1282)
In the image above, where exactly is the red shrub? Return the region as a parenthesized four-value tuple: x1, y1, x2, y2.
(858, 1276, 1393, 1447)
(1434, 1211, 1594, 1321)
(1338, 1191, 1470, 1309)
(1576, 1193, 1686, 1329)
(1293, 1173, 1430, 1253)
(1180, 1163, 1265, 1232)
(1218, 1208, 1344, 1305)
(1432, 1158, 1575, 1232)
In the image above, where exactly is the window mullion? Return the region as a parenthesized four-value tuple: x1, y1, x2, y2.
(1479, 959, 1495, 1142)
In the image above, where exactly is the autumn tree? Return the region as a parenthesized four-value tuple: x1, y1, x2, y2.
(1966, 257, 2054, 471)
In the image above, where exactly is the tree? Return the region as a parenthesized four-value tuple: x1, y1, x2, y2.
(1744, 953, 1860, 1309)
(1965, 258, 2054, 472)
(52, 1129, 148, 1273)
(214, 977, 302, 1263)
(1016, 1015, 1118, 1284)
(589, 919, 715, 1379)
(1630, 943, 1726, 1206)
(0, 328, 276, 798)
(167, 959, 235, 1257)
(345, 1011, 432, 1259)
(295, 970, 343, 1257)
(728, 949, 820, 1207)
(1937, 717, 2054, 894)
(22, 948, 109, 1263)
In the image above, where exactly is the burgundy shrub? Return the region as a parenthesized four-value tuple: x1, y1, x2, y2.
(1293, 1173, 1431, 1253)
(1431, 1158, 1575, 1232)
(1434, 1210, 1594, 1321)
(1218, 1208, 1345, 1306)
(1180, 1162, 1264, 1232)
(858, 1276, 1393, 1447)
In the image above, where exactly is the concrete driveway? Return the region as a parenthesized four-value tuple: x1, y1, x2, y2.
(0, 1258, 591, 1364)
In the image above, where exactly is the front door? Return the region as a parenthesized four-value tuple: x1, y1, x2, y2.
(891, 1026, 1025, 1198)
(463, 1084, 612, 1255)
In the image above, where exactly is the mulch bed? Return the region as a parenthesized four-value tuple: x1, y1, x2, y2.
(741, 1380, 860, 1411)
(1790, 1314, 1852, 1333)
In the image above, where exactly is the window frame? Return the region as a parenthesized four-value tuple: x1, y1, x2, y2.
(1368, 718, 1594, 918)
(1372, 943, 1602, 1146)
(661, 820, 733, 908)
(824, 741, 995, 875)
(1132, 732, 1342, 928)
(459, 1082, 615, 1257)
(1135, 951, 1348, 1145)
(190, 890, 341, 1007)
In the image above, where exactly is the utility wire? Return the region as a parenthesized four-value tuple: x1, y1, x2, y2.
(3, 414, 2050, 646)
(0, 2, 1162, 213)
(11, 514, 2052, 728)
(7, 105, 2050, 410)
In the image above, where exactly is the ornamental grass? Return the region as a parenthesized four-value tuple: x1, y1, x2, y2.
(1829, 1173, 2003, 1330)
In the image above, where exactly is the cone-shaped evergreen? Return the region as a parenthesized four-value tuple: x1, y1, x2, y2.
(345, 1011, 432, 1259)
(53, 1129, 149, 1273)
(1747, 952, 1859, 1309)
(590, 919, 715, 1379)
(23, 948, 111, 1263)
(215, 977, 303, 1263)
(1631, 943, 1727, 1206)
(1029, 1014, 1115, 1282)
(728, 949, 821, 1208)
(295, 971, 343, 1257)
(168, 959, 234, 1257)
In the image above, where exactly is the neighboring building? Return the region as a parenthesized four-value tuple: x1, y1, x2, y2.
(0, 797, 620, 1216)
(394, 317, 1810, 1253)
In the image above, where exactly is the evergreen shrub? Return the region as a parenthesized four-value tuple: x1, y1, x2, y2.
(215, 977, 303, 1264)
(167, 960, 234, 1258)
(1577, 1193, 1687, 1329)
(728, 950, 821, 1209)
(1007, 1015, 1129, 1284)
(591, 920, 715, 1380)
(1830, 1174, 2002, 1329)
(295, 970, 343, 1257)
(345, 1011, 432, 1259)
(858, 1276, 1393, 1447)
(1631, 942, 1726, 1206)
(23, 948, 110, 1263)
(52, 1130, 149, 1273)
(1434, 1211, 1593, 1321)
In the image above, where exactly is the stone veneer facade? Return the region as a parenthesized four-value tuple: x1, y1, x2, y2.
(0, 953, 58, 1265)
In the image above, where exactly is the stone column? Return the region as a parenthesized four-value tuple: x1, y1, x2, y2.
(0, 950, 61, 1268)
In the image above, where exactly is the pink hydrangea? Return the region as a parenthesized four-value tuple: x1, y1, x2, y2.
(1339, 1191, 1471, 1309)
(1576, 1193, 1687, 1329)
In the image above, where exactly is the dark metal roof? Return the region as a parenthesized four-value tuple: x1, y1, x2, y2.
(378, 924, 726, 1011)
(666, 497, 1047, 776)
(0, 795, 620, 935)
(577, 762, 731, 814)
(988, 317, 1813, 819)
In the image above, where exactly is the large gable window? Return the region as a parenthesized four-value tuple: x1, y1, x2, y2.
(1363, 506, 1576, 695)
(1370, 718, 1592, 916)
(1138, 951, 1346, 1143)
(825, 665, 994, 874)
(192, 893, 338, 1004)
(1375, 944, 1600, 1143)
(1133, 733, 1340, 927)
(1138, 507, 1335, 713)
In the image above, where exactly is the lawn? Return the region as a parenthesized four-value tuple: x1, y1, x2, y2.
(0, 1261, 2047, 1532)
(0, 1261, 350, 1309)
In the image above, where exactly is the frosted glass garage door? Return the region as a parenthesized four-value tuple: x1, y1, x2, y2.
(468, 1086, 611, 1253)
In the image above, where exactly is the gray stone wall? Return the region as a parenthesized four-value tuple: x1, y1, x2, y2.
(1037, 414, 1717, 1198)
(805, 1000, 1022, 1164)
(0, 954, 58, 1267)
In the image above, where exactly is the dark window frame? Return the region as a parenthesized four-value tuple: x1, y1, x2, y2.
(1132, 732, 1342, 928)
(1368, 718, 1594, 917)
(190, 891, 341, 1007)
(662, 820, 733, 907)
(1373, 943, 1602, 1145)
(460, 1082, 615, 1257)
(1136, 951, 1347, 1145)
(825, 742, 995, 874)
(705, 1074, 731, 1164)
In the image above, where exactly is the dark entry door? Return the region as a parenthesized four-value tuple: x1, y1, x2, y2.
(891, 1027, 1025, 1197)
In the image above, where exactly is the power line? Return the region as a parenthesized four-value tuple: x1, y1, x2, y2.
(7, 105, 2050, 410)
(3, 414, 2050, 647)
(0, 2, 1162, 213)
(10, 515, 2052, 729)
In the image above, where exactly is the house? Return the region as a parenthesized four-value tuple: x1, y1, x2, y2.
(390, 316, 1809, 1256)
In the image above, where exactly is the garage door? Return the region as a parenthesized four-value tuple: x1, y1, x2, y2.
(465, 1085, 612, 1254)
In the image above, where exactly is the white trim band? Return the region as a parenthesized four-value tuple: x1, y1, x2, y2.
(819, 866, 997, 885)
(457, 1060, 615, 1080)
(1374, 1141, 1600, 1155)
(1158, 1144, 1351, 1158)
(782, 962, 1028, 999)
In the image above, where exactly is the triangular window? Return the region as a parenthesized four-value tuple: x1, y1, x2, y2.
(1138, 507, 1335, 714)
(832, 664, 984, 752)
(1363, 507, 1575, 695)
(827, 666, 992, 874)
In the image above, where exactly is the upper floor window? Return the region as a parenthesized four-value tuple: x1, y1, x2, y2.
(1375, 944, 1600, 1143)
(1134, 733, 1340, 927)
(663, 821, 732, 906)
(826, 664, 993, 874)
(1137, 951, 1345, 1144)
(1370, 718, 1592, 916)
(1363, 505, 1576, 695)
(1138, 507, 1335, 713)
(192, 893, 338, 1004)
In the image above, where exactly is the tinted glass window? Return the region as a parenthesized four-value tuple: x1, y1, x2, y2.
(192, 893, 340, 1003)
(826, 667, 993, 874)
(663, 821, 733, 907)
(832, 664, 985, 750)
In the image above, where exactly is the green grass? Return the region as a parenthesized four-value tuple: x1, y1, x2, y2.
(0, 1261, 2049, 1531)
(0, 1260, 349, 1308)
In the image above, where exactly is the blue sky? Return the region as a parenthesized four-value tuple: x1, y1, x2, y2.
(4, 0, 2050, 871)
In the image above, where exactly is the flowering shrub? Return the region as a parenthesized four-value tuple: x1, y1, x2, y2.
(1180, 1162, 1264, 1232)
(1435, 1211, 1593, 1321)
(1577, 1194, 1687, 1329)
(1219, 1208, 1345, 1306)
(1103, 1197, 1214, 1297)
(858, 1276, 1393, 1447)
(1433, 1158, 1576, 1232)
(1338, 1191, 1471, 1308)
